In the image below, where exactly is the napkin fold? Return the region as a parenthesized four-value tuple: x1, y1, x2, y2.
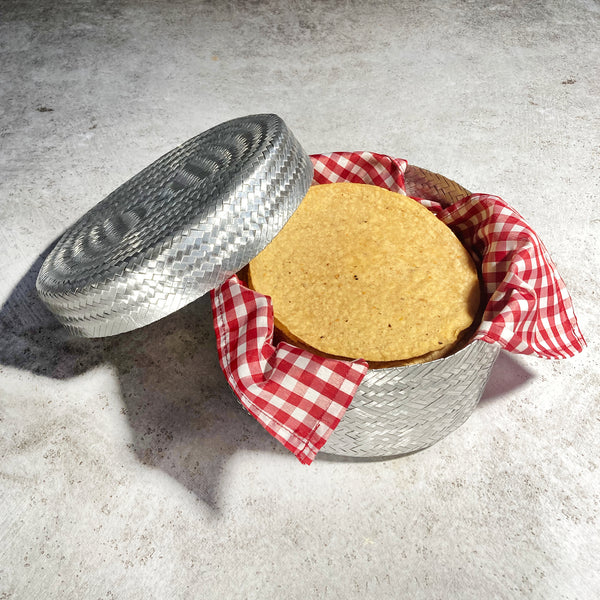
(211, 152, 586, 465)
(212, 277, 368, 464)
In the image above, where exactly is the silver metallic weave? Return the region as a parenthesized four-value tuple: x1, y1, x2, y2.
(36, 114, 313, 337)
(324, 341, 499, 457)
(323, 165, 500, 458)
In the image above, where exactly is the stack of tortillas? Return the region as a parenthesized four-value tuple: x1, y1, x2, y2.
(248, 182, 481, 367)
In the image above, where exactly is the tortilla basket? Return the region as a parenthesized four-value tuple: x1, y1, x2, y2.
(35, 114, 499, 460)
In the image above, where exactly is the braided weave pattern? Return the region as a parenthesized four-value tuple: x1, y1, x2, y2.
(323, 341, 499, 457)
(404, 164, 471, 206)
(36, 114, 313, 337)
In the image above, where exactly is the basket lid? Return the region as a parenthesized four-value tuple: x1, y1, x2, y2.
(36, 114, 313, 337)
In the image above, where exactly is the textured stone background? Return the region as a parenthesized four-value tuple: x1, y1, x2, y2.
(1, 1, 598, 598)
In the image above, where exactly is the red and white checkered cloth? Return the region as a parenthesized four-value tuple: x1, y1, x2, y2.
(211, 152, 586, 464)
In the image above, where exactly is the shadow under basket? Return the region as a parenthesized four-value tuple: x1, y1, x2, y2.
(321, 164, 500, 458)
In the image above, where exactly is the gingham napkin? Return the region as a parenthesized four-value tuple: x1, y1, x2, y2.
(211, 152, 586, 464)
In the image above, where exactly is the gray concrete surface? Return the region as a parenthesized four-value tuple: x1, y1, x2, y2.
(1, 1, 599, 598)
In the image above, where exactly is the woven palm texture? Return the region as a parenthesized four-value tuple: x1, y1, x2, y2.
(323, 166, 500, 458)
(36, 114, 313, 337)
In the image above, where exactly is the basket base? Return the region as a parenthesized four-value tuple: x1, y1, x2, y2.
(322, 341, 500, 458)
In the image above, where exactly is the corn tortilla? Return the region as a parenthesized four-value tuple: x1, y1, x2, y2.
(248, 183, 480, 363)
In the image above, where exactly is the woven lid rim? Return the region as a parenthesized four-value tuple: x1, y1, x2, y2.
(36, 114, 313, 337)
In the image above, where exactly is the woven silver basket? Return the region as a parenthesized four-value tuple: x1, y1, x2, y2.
(324, 340, 499, 457)
(323, 166, 500, 457)
(36, 114, 499, 459)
